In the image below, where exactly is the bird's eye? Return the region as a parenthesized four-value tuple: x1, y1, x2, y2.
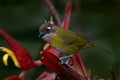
(45, 26, 51, 31)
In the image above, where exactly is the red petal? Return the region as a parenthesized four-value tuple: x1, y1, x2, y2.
(44, 44, 62, 57)
(36, 71, 55, 80)
(41, 51, 86, 80)
(0, 29, 37, 70)
(4, 76, 20, 80)
(41, 50, 62, 74)
(61, 1, 72, 29)
(71, 54, 88, 78)
(58, 64, 87, 80)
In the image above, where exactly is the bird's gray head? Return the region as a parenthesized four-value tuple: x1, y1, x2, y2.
(39, 18, 57, 42)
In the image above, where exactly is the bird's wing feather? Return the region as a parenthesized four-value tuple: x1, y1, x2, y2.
(57, 27, 77, 45)
(57, 27, 90, 45)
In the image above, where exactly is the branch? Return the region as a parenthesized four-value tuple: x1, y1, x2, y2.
(44, 0, 61, 25)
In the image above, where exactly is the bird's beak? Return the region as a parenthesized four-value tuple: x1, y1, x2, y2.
(39, 33, 45, 38)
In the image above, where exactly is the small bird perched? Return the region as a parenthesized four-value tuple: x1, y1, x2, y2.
(39, 17, 110, 55)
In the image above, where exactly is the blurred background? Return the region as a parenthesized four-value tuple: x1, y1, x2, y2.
(0, 0, 120, 80)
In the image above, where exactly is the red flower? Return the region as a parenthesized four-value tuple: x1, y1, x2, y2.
(0, 29, 37, 70)
(36, 71, 55, 80)
(4, 76, 19, 80)
(41, 50, 86, 80)
(71, 54, 88, 78)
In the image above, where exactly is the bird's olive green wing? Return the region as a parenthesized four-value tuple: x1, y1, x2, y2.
(57, 27, 90, 46)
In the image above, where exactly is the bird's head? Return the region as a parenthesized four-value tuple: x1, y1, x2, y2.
(39, 17, 57, 42)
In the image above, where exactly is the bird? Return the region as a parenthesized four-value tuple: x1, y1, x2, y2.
(39, 17, 110, 55)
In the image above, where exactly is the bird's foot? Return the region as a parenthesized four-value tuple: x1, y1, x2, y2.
(59, 55, 74, 70)
(60, 55, 73, 64)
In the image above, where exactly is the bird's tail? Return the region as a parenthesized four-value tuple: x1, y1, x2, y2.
(92, 45, 111, 54)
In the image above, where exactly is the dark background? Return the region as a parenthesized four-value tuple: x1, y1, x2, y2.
(0, 0, 120, 80)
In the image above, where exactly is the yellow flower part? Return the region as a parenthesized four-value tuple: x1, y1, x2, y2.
(0, 47, 21, 68)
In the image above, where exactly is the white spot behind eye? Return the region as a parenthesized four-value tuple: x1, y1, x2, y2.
(47, 26, 51, 30)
